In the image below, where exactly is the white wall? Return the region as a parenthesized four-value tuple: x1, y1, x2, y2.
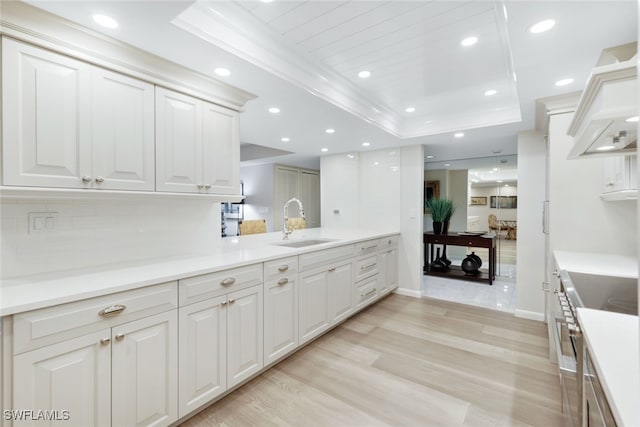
(549, 113, 638, 255)
(320, 154, 360, 229)
(241, 164, 275, 231)
(321, 145, 424, 296)
(516, 131, 547, 320)
(1, 199, 220, 279)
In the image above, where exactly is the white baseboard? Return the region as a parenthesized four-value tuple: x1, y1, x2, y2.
(515, 309, 545, 322)
(393, 287, 422, 298)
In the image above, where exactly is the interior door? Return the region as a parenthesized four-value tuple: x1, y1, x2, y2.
(274, 166, 300, 231)
(299, 170, 321, 228)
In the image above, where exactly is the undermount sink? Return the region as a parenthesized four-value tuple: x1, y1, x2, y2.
(272, 239, 335, 248)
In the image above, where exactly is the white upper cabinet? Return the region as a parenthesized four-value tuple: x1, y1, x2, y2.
(2, 37, 91, 188)
(156, 87, 240, 194)
(2, 38, 155, 191)
(91, 67, 155, 191)
(155, 87, 203, 193)
(203, 102, 240, 195)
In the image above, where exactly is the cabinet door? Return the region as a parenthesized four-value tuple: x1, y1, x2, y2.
(178, 297, 227, 417)
(112, 310, 178, 427)
(328, 261, 354, 324)
(2, 38, 91, 188)
(155, 87, 202, 193)
(602, 156, 627, 193)
(202, 102, 240, 194)
(13, 330, 111, 427)
(298, 270, 330, 344)
(91, 67, 155, 191)
(380, 248, 398, 295)
(274, 166, 300, 231)
(264, 276, 298, 365)
(299, 170, 321, 228)
(227, 285, 263, 388)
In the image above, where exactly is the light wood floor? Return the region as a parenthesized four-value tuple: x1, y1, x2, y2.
(181, 295, 563, 427)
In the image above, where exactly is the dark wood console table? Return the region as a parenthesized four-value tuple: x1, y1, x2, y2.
(423, 232, 496, 285)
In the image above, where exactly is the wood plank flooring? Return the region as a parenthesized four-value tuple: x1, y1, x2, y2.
(180, 295, 563, 427)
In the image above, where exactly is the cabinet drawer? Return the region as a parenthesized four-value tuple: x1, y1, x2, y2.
(264, 256, 298, 280)
(355, 254, 378, 282)
(13, 281, 177, 354)
(179, 263, 263, 305)
(355, 276, 379, 310)
(355, 239, 379, 257)
(299, 244, 354, 272)
(378, 235, 399, 251)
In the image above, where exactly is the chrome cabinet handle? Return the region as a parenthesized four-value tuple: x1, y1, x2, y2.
(82, 176, 93, 183)
(553, 269, 559, 277)
(228, 298, 235, 304)
(221, 300, 228, 306)
(388, 239, 392, 244)
(99, 304, 126, 317)
(197, 184, 204, 189)
(328, 267, 336, 272)
(278, 265, 289, 272)
(100, 338, 111, 345)
(360, 263, 376, 271)
(277, 278, 289, 286)
(95, 176, 104, 183)
(204, 184, 211, 190)
(363, 245, 377, 251)
(115, 333, 125, 341)
(221, 278, 236, 286)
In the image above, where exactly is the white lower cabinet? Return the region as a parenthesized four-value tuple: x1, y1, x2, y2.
(13, 330, 111, 427)
(299, 260, 354, 345)
(379, 246, 398, 296)
(13, 310, 178, 427)
(264, 275, 298, 366)
(178, 284, 263, 418)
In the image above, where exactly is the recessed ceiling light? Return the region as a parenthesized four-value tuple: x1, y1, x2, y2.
(444, 163, 451, 167)
(625, 116, 639, 122)
(362, 142, 370, 147)
(268, 107, 280, 114)
(484, 89, 497, 96)
(555, 78, 574, 87)
(374, 161, 379, 166)
(358, 70, 371, 79)
(461, 36, 478, 47)
(426, 155, 434, 159)
(92, 14, 118, 29)
(596, 145, 616, 151)
(281, 137, 290, 142)
(530, 19, 555, 34)
(321, 148, 329, 152)
(405, 106, 416, 113)
(214, 67, 231, 77)
(325, 128, 335, 134)
(454, 132, 464, 138)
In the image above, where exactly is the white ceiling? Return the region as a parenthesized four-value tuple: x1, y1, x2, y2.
(24, 0, 638, 167)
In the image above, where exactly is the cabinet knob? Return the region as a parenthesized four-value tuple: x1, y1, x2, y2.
(115, 333, 125, 341)
(197, 184, 204, 189)
(553, 269, 559, 277)
(100, 338, 111, 345)
(221, 300, 228, 306)
(221, 278, 236, 286)
(95, 176, 104, 183)
(82, 176, 93, 183)
(277, 278, 289, 286)
(278, 265, 289, 272)
(328, 267, 336, 273)
(228, 298, 235, 304)
(204, 184, 211, 190)
(99, 304, 126, 317)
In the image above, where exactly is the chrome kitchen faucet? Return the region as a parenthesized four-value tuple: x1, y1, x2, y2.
(282, 197, 305, 240)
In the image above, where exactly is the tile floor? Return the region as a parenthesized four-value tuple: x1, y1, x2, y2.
(422, 263, 517, 313)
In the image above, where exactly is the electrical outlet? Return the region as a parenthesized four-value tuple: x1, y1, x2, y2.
(28, 212, 58, 234)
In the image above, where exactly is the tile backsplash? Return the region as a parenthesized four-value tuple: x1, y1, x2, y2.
(1, 199, 221, 279)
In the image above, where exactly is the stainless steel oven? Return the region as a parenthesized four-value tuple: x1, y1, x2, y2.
(551, 270, 582, 427)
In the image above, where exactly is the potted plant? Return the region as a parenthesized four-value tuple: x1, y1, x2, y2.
(426, 197, 448, 235)
(442, 199, 456, 234)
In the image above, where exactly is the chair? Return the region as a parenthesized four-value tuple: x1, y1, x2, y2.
(488, 214, 504, 237)
(286, 217, 306, 231)
(238, 219, 267, 235)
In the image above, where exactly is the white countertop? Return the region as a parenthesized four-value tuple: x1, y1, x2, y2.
(553, 250, 638, 279)
(0, 228, 398, 316)
(577, 308, 639, 427)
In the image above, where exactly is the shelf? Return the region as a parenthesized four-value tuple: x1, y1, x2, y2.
(423, 265, 492, 284)
(600, 189, 637, 201)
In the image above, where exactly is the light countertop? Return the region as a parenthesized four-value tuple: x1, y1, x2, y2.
(0, 228, 398, 316)
(553, 250, 637, 279)
(577, 308, 639, 427)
